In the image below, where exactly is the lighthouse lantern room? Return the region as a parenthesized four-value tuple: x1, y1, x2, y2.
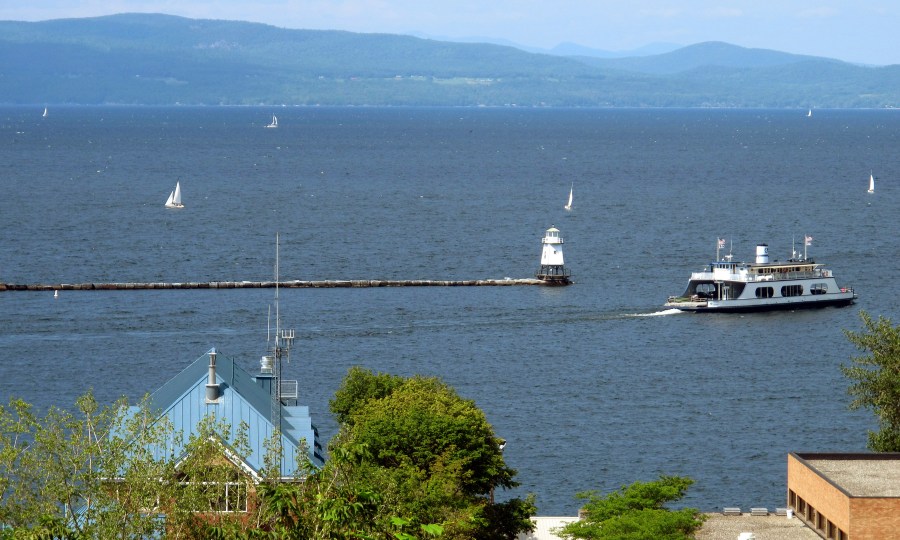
(535, 226, 571, 285)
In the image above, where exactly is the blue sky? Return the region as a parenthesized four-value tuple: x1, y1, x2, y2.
(4, 1, 899, 65)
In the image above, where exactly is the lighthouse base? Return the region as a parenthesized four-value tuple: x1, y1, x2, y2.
(535, 274, 571, 285)
(535, 265, 571, 285)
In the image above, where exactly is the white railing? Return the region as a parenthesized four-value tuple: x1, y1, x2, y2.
(692, 269, 825, 283)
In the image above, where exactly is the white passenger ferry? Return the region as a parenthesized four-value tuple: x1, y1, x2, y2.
(665, 242, 856, 312)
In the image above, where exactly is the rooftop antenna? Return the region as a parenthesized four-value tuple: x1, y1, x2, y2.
(269, 232, 295, 478)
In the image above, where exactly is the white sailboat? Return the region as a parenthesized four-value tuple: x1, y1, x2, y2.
(868, 172, 875, 194)
(42, 107, 48, 118)
(165, 181, 184, 208)
(266, 114, 278, 128)
(807, 109, 812, 117)
(564, 183, 573, 211)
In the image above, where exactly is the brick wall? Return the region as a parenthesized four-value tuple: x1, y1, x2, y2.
(849, 498, 900, 540)
(787, 453, 850, 533)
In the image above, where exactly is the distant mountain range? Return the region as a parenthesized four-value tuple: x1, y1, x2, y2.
(2, 13, 900, 108)
(411, 33, 683, 59)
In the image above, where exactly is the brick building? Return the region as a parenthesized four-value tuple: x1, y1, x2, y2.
(787, 452, 900, 540)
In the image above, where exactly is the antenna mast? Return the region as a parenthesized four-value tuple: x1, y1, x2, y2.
(271, 233, 295, 478)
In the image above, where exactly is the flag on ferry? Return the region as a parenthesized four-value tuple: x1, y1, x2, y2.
(717, 238, 726, 248)
(805, 236, 813, 246)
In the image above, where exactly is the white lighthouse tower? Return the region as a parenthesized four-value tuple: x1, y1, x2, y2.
(536, 226, 571, 284)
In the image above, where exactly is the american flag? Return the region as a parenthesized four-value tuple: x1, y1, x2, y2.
(805, 235, 813, 246)
(717, 238, 726, 248)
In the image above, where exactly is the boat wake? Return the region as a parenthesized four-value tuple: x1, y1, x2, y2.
(629, 308, 683, 317)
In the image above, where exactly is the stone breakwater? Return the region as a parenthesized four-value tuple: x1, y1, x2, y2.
(0, 278, 561, 291)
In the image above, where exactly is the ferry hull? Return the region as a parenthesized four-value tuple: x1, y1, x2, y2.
(666, 293, 856, 313)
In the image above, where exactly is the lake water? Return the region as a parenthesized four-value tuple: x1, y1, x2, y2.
(1, 106, 897, 515)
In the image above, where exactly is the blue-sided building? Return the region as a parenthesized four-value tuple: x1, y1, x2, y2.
(129, 348, 324, 480)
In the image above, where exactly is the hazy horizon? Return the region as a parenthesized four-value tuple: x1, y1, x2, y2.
(3, 1, 900, 66)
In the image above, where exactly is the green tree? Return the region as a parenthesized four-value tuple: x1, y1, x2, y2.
(0, 392, 175, 538)
(0, 393, 285, 539)
(557, 476, 705, 540)
(329, 367, 406, 426)
(214, 438, 447, 540)
(841, 311, 900, 451)
(319, 367, 535, 539)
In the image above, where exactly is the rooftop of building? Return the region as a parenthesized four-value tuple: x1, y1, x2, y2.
(796, 452, 900, 497)
(696, 513, 820, 540)
(517, 512, 819, 540)
(139, 348, 323, 474)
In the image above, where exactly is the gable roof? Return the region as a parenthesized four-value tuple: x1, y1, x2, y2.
(136, 348, 323, 478)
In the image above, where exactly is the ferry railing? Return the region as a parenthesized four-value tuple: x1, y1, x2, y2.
(690, 269, 826, 282)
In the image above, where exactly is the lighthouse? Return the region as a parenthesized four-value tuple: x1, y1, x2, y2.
(535, 226, 571, 285)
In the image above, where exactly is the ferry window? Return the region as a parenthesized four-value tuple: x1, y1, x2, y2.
(781, 285, 803, 297)
(811, 283, 828, 295)
(695, 283, 716, 297)
(755, 287, 774, 298)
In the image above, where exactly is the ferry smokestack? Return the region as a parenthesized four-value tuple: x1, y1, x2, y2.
(755, 244, 769, 264)
(206, 349, 219, 401)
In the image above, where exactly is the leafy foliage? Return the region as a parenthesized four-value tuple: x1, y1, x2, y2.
(841, 311, 900, 451)
(324, 368, 534, 539)
(330, 366, 406, 426)
(557, 476, 705, 540)
(205, 368, 534, 539)
(0, 392, 287, 539)
(338, 373, 515, 496)
(0, 370, 536, 539)
(0, 392, 174, 537)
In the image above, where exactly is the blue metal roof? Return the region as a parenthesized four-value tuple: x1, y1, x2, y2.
(136, 348, 323, 477)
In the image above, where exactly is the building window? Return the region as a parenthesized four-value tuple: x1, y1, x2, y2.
(213, 481, 248, 513)
(180, 481, 248, 513)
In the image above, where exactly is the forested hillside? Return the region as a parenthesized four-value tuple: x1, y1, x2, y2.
(2, 13, 899, 107)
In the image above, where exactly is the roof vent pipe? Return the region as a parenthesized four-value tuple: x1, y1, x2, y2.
(206, 349, 219, 401)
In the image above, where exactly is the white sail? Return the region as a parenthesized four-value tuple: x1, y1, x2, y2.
(807, 109, 812, 117)
(564, 183, 573, 211)
(868, 173, 875, 193)
(165, 181, 184, 208)
(42, 107, 48, 118)
(266, 114, 278, 128)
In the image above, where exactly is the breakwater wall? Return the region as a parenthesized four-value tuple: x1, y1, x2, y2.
(0, 278, 558, 291)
